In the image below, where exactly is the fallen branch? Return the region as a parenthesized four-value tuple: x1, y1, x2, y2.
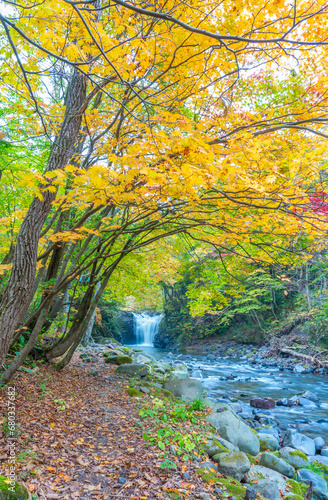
(280, 347, 328, 367)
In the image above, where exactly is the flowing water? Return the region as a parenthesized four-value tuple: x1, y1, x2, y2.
(125, 336, 328, 442)
(132, 313, 163, 346)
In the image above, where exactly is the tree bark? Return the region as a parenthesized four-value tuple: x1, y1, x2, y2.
(0, 69, 87, 364)
(0, 303, 51, 385)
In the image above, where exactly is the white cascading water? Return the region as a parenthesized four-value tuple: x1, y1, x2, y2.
(133, 313, 163, 346)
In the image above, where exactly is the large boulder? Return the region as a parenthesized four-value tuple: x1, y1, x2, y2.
(260, 452, 295, 478)
(206, 403, 260, 456)
(283, 430, 316, 456)
(116, 363, 150, 377)
(279, 447, 309, 469)
(216, 452, 251, 481)
(249, 465, 286, 493)
(163, 378, 203, 401)
(297, 469, 328, 498)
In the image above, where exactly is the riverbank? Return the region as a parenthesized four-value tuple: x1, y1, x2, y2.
(1, 341, 328, 500)
(0, 347, 224, 499)
(184, 338, 328, 375)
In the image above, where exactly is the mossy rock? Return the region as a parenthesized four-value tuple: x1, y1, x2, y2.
(105, 357, 119, 364)
(122, 346, 130, 354)
(151, 388, 175, 400)
(103, 350, 120, 357)
(127, 388, 143, 397)
(285, 495, 304, 500)
(245, 452, 257, 465)
(116, 356, 133, 365)
(206, 438, 230, 458)
(212, 452, 229, 462)
(286, 479, 308, 497)
(0, 475, 28, 500)
(289, 450, 308, 460)
(197, 470, 246, 499)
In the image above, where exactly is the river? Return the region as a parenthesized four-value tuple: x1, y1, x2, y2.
(126, 343, 328, 443)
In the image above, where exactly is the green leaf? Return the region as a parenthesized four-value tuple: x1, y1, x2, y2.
(158, 441, 165, 450)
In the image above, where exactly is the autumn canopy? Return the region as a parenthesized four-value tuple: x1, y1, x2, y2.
(0, 0, 327, 382)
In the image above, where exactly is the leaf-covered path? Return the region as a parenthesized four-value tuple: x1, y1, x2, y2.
(0, 357, 214, 499)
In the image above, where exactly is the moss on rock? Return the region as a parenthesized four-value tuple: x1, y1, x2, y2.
(127, 388, 143, 397)
(0, 475, 28, 500)
(151, 388, 174, 400)
(116, 355, 133, 365)
(286, 479, 308, 497)
(285, 495, 304, 500)
(197, 470, 246, 499)
(104, 357, 119, 364)
(289, 450, 308, 460)
(245, 452, 257, 465)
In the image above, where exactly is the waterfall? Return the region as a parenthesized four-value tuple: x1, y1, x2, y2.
(133, 313, 163, 346)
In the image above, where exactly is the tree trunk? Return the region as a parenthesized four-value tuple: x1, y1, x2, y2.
(0, 303, 51, 385)
(46, 282, 95, 360)
(0, 69, 87, 364)
(82, 309, 97, 346)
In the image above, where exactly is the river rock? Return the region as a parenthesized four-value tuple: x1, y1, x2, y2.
(163, 378, 203, 401)
(308, 456, 328, 466)
(290, 395, 318, 409)
(283, 429, 316, 456)
(297, 469, 328, 497)
(217, 436, 239, 452)
(279, 447, 309, 469)
(170, 370, 190, 379)
(258, 433, 279, 451)
(314, 437, 326, 452)
(136, 354, 152, 364)
(249, 465, 286, 493)
(260, 452, 294, 478)
(250, 397, 275, 409)
(199, 462, 218, 472)
(322, 449, 328, 457)
(206, 402, 260, 456)
(258, 425, 280, 441)
(116, 363, 150, 377)
(302, 390, 319, 402)
(216, 452, 251, 481)
(247, 480, 281, 500)
(294, 364, 306, 373)
(277, 398, 293, 407)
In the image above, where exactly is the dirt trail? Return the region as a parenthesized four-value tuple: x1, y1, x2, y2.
(0, 358, 213, 499)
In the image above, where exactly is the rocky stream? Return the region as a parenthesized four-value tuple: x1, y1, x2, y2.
(75, 333, 328, 500)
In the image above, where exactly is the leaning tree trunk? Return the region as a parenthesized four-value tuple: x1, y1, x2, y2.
(0, 302, 52, 385)
(0, 70, 87, 365)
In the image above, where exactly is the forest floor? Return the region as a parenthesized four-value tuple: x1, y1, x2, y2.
(0, 356, 218, 500)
